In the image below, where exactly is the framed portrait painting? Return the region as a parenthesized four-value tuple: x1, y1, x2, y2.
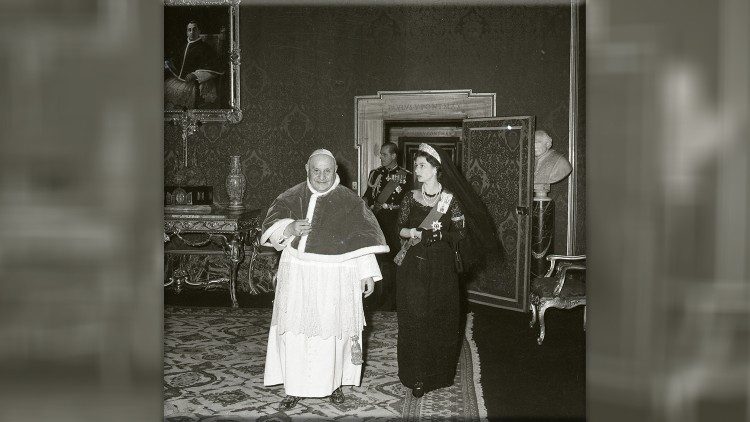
(164, 0, 241, 124)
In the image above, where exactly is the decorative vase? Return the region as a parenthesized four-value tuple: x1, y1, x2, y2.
(226, 155, 246, 211)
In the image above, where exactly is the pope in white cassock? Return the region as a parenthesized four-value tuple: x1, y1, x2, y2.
(261, 149, 389, 411)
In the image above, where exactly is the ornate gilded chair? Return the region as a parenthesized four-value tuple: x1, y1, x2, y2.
(529, 254, 586, 345)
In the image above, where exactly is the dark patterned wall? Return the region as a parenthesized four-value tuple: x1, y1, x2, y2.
(164, 5, 582, 254)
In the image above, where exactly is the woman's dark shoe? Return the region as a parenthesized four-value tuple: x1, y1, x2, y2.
(278, 395, 302, 411)
(330, 387, 346, 404)
(411, 387, 424, 398)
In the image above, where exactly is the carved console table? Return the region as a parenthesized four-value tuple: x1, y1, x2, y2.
(164, 207, 261, 308)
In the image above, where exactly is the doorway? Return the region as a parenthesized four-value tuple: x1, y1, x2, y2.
(384, 119, 463, 181)
(353, 90, 537, 311)
(353, 89, 495, 194)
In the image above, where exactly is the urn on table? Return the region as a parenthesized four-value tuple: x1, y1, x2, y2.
(226, 155, 246, 211)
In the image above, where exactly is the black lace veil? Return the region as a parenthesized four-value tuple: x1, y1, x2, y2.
(432, 145, 505, 270)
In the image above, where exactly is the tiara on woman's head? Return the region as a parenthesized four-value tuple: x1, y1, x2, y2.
(418, 143, 442, 163)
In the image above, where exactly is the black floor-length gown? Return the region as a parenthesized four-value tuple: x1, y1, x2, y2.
(395, 190, 467, 393)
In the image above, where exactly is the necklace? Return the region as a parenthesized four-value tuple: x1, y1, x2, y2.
(421, 183, 442, 206)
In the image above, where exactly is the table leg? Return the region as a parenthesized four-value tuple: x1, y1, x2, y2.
(225, 233, 245, 308)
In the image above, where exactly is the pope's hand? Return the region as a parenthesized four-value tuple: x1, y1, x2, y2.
(284, 219, 312, 237)
(360, 277, 375, 298)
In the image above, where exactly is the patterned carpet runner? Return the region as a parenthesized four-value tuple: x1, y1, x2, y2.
(164, 306, 487, 421)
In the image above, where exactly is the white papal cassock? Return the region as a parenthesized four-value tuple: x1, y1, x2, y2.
(262, 243, 381, 397)
(260, 175, 384, 398)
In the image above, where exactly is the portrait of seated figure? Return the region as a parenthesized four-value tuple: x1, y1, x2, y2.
(164, 10, 229, 110)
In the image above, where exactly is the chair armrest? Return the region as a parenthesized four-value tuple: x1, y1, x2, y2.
(554, 264, 586, 295)
(544, 254, 587, 277)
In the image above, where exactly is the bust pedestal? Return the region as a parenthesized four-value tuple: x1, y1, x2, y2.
(531, 197, 554, 278)
(531, 147, 572, 277)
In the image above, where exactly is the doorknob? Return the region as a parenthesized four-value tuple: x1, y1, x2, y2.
(515, 206, 529, 216)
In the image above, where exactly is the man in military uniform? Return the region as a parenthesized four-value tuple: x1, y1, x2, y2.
(363, 142, 411, 311)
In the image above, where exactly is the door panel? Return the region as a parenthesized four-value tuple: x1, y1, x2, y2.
(462, 116, 534, 311)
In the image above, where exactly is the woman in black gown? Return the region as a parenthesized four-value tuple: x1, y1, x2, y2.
(395, 143, 501, 398)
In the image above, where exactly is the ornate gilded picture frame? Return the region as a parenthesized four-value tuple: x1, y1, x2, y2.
(164, 0, 241, 124)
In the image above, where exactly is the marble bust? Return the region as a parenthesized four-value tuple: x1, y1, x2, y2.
(533, 130, 572, 198)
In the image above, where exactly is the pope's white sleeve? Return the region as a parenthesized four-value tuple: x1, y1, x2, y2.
(354, 253, 382, 282)
(265, 220, 295, 251)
